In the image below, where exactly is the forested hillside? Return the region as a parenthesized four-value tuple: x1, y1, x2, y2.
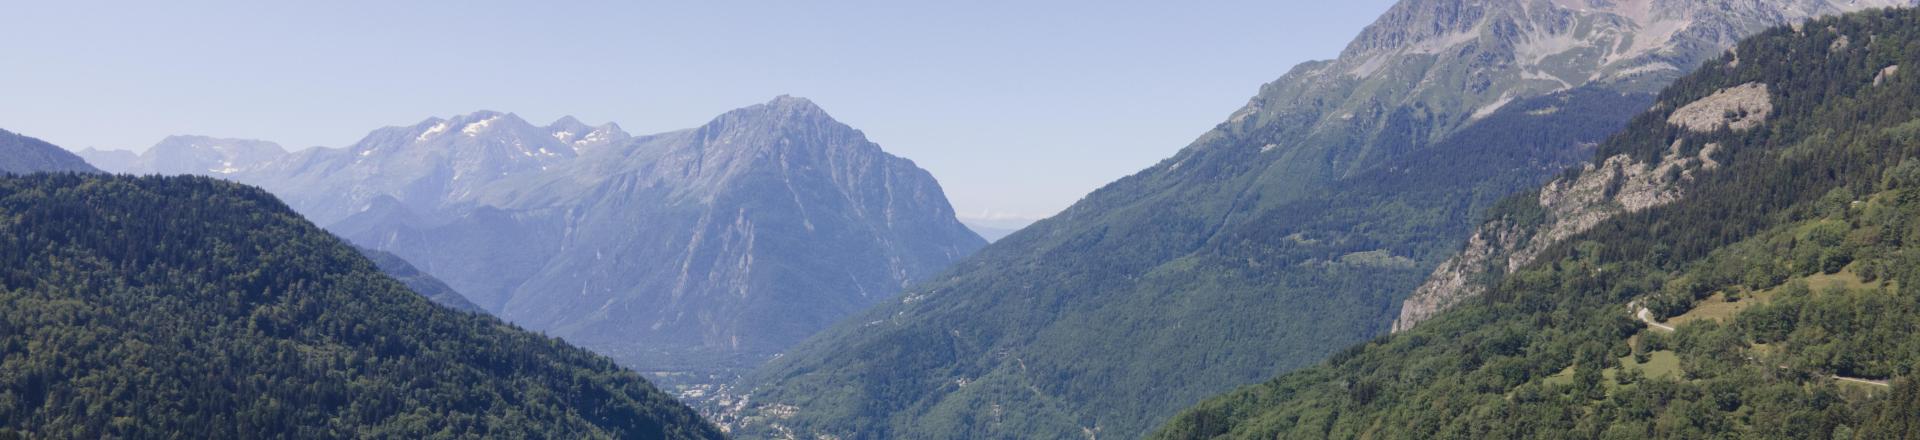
(1156, 8, 1920, 439)
(0, 174, 720, 439)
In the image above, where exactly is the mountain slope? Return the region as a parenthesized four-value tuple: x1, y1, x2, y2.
(0, 173, 720, 438)
(727, 1, 1914, 438)
(1155, 8, 1920, 438)
(0, 129, 98, 174)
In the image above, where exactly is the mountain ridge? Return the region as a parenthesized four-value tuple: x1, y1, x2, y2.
(1153, 9, 1920, 437)
(0, 128, 99, 174)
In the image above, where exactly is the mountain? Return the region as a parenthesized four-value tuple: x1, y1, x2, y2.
(1155, 8, 1920, 438)
(725, 1, 1915, 438)
(242, 110, 595, 226)
(546, 115, 633, 151)
(357, 246, 485, 313)
(0, 173, 720, 438)
(79, 135, 287, 176)
(132, 98, 985, 393)
(333, 97, 986, 383)
(0, 128, 98, 174)
(75, 147, 138, 172)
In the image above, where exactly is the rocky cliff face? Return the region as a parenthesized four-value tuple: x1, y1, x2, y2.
(1394, 78, 1766, 332)
(1220, 0, 1902, 192)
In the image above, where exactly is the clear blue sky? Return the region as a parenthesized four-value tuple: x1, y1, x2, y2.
(1, 1, 1394, 223)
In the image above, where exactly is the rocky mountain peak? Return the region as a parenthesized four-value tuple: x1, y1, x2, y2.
(546, 115, 631, 150)
(713, 95, 831, 127)
(663, 96, 862, 168)
(1210, 0, 1915, 189)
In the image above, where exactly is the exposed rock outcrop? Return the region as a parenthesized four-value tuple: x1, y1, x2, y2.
(1394, 133, 1735, 332)
(1667, 82, 1773, 132)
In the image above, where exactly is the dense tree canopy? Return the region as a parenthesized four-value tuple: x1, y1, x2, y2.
(0, 174, 720, 439)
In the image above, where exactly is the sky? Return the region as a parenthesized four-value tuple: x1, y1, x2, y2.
(0, 1, 1396, 225)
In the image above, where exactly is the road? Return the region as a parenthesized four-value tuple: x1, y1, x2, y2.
(1833, 375, 1892, 387)
(1631, 302, 1676, 332)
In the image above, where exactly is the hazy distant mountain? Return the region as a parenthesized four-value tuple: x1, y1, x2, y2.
(138, 98, 985, 390)
(79, 135, 287, 176)
(75, 147, 137, 172)
(357, 246, 485, 314)
(240, 110, 599, 226)
(546, 115, 632, 151)
(725, 1, 1918, 438)
(961, 222, 1019, 242)
(0, 128, 98, 174)
(336, 97, 985, 378)
(960, 218, 1036, 242)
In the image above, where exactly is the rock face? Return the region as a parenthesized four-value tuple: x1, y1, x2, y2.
(1393, 83, 1768, 332)
(1218, 0, 1899, 192)
(1666, 82, 1773, 132)
(134, 98, 984, 385)
(727, 1, 1913, 439)
(0, 129, 99, 174)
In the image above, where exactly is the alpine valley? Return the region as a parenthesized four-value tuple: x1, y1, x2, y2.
(724, 1, 1919, 439)
(14, 1, 1920, 439)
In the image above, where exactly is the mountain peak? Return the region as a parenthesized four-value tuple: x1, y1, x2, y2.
(549, 115, 586, 128)
(545, 116, 631, 149)
(699, 96, 837, 134)
(758, 95, 828, 117)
